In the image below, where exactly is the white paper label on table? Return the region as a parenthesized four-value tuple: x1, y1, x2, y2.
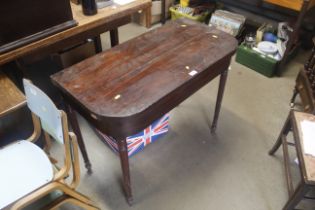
(189, 70, 198, 76)
(301, 120, 315, 157)
(113, 0, 134, 5)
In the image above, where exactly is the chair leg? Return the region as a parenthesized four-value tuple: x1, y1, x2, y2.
(282, 134, 294, 195)
(282, 181, 309, 210)
(61, 197, 99, 210)
(55, 183, 94, 205)
(290, 88, 298, 108)
(12, 182, 94, 210)
(269, 113, 292, 155)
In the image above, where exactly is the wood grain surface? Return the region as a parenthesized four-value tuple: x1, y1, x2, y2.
(0, 0, 151, 65)
(51, 18, 238, 139)
(0, 73, 26, 117)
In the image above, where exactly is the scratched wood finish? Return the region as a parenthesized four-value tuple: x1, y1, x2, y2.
(0, 73, 26, 117)
(293, 111, 315, 184)
(51, 18, 238, 139)
(0, 0, 151, 65)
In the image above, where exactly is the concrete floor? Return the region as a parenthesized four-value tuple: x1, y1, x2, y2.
(47, 22, 312, 209)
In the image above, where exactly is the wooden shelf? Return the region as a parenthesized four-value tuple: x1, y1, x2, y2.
(0, 73, 26, 117)
(264, 0, 315, 11)
(264, 0, 303, 11)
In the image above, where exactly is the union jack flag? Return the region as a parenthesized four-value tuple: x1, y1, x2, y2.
(97, 113, 170, 157)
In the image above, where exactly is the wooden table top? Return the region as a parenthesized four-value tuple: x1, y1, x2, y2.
(51, 18, 237, 139)
(293, 111, 315, 184)
(0, 73, 26, 118)
(0, 0, 151, 66)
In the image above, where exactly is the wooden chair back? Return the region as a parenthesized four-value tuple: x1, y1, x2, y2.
(23, 79, 80, 184)
(304, 38, 315, 72)
(304, 37, 315, 95)
(1, 79, 98, 210)
(291, 37, 315, 112)
(23, 79, 64, 144)
(295, 70, 315, 113)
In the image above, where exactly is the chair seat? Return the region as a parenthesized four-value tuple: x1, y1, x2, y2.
(0, 140, 54, 209)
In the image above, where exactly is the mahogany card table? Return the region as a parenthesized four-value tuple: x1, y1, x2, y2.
(51, 18, 238, 204)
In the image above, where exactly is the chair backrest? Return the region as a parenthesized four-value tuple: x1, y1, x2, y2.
(304, 37, 315, 73)
(23, 79, 80, 185)
(9, 81, 95, 210)
(23, 79, 64, 144)
(304, 37, 315, 94)
(296, 70, 315, 114)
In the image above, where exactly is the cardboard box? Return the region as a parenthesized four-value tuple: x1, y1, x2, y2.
(132, 0, 174, 25)
(209, 10, 245, 37)
(97, 113, 170, 157)
(59, 40, 96, 68)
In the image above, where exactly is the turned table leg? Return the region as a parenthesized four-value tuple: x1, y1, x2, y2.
(65, 103, 92, 174)
(117, 138, 133, 205)
(211, 68, 229, 133)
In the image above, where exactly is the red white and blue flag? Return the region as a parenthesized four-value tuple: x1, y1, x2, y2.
(97, 113, 170, 157)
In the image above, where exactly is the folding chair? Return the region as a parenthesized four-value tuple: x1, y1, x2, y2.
(0, 79, 99, 210)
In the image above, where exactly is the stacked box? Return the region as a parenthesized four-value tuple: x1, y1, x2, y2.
(97, 113, 170, 157)
(236, 44, 278, 77)
(169, 5, 209, 23)
(209, 10, 245, 37)
(132, 0, 174, 26)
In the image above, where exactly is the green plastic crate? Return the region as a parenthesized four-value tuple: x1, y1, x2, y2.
(169, 5, 209, 23)
(235, 44, 278, 77)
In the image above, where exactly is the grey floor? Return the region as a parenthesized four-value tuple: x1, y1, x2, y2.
(50, 22, 313, 210)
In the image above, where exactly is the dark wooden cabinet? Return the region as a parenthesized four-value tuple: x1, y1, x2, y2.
(0, 0, 77, 54)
